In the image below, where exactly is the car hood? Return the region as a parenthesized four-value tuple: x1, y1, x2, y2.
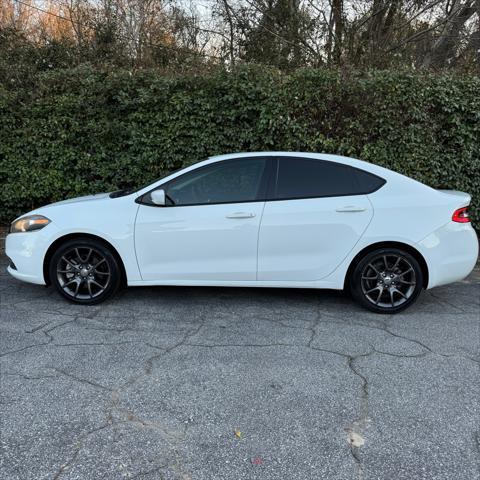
(13, 192, 113, 222)
(46, 193, 111, 207)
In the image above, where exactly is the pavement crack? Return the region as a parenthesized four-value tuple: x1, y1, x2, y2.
(52, 341, 142, 348)
(351, 321, 434, 354)
(3, 371, 57, 380)
(25, 322, 51, 333)
(50, 368, 112, 391)
(144, 318, 206, 375)
(103, 317, 207, 480)
(428, 290, 467, 313)
(129, 464, 168, 479)
(372, 347, 428, 359)
(256, 315, 317, 333)
(184, 342, 296, 348)
(307, 306, 322, 348)
(345, 351, 372, 480)
(440, 353, 480, 365)
(349, 444, 364, 479)
(116, 412, 185, 442)
(347, 353, 370, 422)
(0, 340, 52, 357)
(308, 335, 372, 480)
(82, 325, 142, 333)
(309, 346, 349, 358)
(42, 318, 79, 342)
(52, 423, 112, 480)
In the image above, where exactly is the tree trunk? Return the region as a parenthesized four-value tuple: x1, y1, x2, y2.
(332, 0, 343, 64)
(423, 0, 478, 68)
(221, 0, 235, 65)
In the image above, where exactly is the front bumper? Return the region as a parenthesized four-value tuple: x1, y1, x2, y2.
(7, 264, 45, 285)
(418, 221, 479, 289)
(5, 223, 60, 285)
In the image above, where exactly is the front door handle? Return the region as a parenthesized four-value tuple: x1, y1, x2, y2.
(336, 206, 366, 213)
(226, 212, 256, 219)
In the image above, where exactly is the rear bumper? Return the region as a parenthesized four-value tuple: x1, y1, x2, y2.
(418, 222, 479, 289)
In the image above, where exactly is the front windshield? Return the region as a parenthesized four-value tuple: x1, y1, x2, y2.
(108, 164, 197, 199)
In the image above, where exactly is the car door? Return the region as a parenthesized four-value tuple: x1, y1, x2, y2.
(134, 157, 271, 282)
(257, 156, 379, 282)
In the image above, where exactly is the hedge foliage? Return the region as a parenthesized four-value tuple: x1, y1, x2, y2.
(0, 66, 479, 224)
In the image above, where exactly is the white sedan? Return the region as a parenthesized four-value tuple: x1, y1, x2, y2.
(5, 152, 478, 313)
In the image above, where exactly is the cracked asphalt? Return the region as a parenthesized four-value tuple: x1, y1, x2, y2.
(0, 234, 479, 480)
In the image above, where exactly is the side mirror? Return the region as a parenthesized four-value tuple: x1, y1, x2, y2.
(150, 189, 166, 206)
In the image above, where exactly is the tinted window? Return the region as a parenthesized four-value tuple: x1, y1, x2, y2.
(354, 168, 386, 193)
(162, 158, 267, 206)
(274, 157, 384, 199)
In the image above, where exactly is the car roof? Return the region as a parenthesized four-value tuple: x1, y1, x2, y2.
(208, 151, 390, 177)
(210, 151, 335, 161)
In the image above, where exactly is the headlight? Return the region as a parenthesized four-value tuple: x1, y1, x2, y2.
(10, 215, 51, 233)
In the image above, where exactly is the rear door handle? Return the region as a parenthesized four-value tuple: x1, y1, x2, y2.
(336, 206, 366, 213)
(226, 212, 256, 219)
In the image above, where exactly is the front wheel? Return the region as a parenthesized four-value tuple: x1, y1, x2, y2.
(350, 248, 424, 314)
(49, 238, 122, 304)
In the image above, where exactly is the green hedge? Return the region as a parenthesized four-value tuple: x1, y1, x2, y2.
(1, 66, 479, 225)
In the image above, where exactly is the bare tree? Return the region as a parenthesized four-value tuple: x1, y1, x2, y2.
(423, 0, 479, 67)
(1, 0, 479, 71)
(220, 0, 236, 64)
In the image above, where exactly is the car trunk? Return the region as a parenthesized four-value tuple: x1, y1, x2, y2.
(437, 189, 471, 207)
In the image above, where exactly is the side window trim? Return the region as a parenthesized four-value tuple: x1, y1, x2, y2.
(266, 156, 386, 202)
(136, 157, 274, 207)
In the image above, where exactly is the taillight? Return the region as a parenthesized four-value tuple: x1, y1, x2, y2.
(452, 207, 470, 223)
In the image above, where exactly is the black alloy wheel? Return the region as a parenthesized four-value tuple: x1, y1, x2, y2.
(49, 238, 121, 304)
(350, 248, 423, 314)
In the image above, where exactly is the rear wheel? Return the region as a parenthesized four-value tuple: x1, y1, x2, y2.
(49, 238, 121, 304)
(350, 248, 423, 314)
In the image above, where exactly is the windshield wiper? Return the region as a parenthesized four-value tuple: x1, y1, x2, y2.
(109, 188, 134, 198)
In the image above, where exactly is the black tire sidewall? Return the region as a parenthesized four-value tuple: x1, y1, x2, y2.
(350, 248, 423, 314)
(49, 238, 121, 304)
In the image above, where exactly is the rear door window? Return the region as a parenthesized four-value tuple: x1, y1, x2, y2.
(273, 157, 385, 200)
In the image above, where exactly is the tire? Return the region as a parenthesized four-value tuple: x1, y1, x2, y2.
(349, 248, 424, 314)
(49, 238, 122, 305)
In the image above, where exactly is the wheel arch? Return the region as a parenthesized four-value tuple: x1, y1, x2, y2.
(344, 241, 429, 290)
(43, 233, 127, 286)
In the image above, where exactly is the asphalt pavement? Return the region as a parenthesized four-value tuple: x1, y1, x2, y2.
(1, 233, 479, 480)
